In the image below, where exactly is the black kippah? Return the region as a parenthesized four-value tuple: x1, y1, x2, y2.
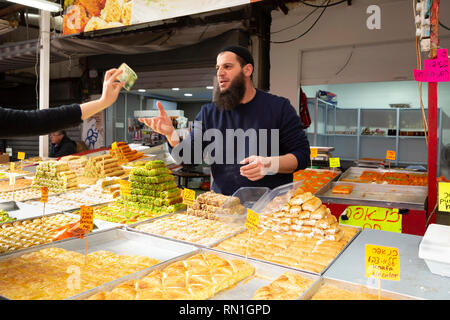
(218, 45, 254, 67)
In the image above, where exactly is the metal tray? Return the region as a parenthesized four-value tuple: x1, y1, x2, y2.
(70, 247, 320, 300)
(127, 211, 246, 247)
(338, 166, 427, 184)
(211, 225, 361, 275)
(300, 277, 419, 300)
(316, 181, 427, 210)
(0, 228, 199, 300)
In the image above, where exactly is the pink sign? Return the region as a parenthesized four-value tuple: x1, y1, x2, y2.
(414, 48, 450, 82)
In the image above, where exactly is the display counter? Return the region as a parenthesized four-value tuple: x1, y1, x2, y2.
(324, 228, 450, 300)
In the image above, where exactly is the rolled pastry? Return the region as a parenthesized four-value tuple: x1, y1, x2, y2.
(302, 197, 322, 212)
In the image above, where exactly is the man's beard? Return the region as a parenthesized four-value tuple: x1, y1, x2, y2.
(212, 71, 246, 111)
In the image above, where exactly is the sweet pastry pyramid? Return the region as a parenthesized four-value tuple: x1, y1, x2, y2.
(32, 161, 78, 192)
(187, 191, 244, 220)
(259, 187, 343, 241)
(123, 160, 185, 215)
(88, 252, 255, 300)
(83, 154, 124, 178)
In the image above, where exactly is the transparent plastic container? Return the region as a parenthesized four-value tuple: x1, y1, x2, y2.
(214, 187, 270, 224)
(251, 180, 305, 215)
(418, 224, 450, 277)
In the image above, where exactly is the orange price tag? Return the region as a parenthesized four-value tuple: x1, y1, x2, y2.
(17, 152, 25, 160)
(365, 244, 400, 281)
(40, 186, 49, 203)
(310, 148, 318, 159)
(80, 206, 94, 231)
(386, 150, 396, 161)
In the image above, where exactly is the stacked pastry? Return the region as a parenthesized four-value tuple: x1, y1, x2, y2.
(0, 214, 79, 254)
(32, 161, 79, 192)
(125, 160, 185, 216)
(259, 188, 343, 241)
(88, 253, 255, 300)
(109, 141, 144, 163)
(134, 212, 244, 245)
(0, 209, 16, 223)
(214, 226, 358, 274)
(83, 154, 124, 178)
(0, 247, 160, 300)
(253, 272, 315, 300)
(187, 191, 244, 220)
(59, 155, 88, 176)
(0, 178, 32, 192)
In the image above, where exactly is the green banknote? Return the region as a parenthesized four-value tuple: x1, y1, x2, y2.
(117, 63, 137, 91)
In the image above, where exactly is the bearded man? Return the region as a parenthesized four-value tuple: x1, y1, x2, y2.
(140, 46, 310, 195)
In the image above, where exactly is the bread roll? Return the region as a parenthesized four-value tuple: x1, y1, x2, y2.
(302, 197, 322, 212)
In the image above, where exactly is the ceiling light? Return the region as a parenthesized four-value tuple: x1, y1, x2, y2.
(206, 86, 213, 90)
(172, 88, 180, 91)
(7, 0, 62, 12)
(138, 89, 146, 92)
(184, 93, 193, 97)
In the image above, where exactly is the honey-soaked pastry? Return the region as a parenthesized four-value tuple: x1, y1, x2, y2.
(253, 272, 314, 300)
(302, 197, 322, 212)
(214, 226, 357, 274)
(331, 185, 354, 194)
(289, 192, 314, 206)
(310, 283, 391, 300)
(0, 248, 160, 300)
(88, 253, 255, 300)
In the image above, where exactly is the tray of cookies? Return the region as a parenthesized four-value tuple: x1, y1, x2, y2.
(0, 228, 198, 300)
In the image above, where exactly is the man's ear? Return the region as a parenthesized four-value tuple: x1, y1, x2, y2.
(243, 64, 253, 78)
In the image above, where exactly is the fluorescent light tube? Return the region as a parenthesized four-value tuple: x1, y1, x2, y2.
(7, 0, 62, 12)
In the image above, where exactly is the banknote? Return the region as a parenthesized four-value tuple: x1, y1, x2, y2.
(117, 63, 137, 91)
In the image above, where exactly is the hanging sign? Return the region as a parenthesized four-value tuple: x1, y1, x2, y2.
(413, 48, 450, 82)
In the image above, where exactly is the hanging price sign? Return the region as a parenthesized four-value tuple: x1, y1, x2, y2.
(365, 244, 400, 281)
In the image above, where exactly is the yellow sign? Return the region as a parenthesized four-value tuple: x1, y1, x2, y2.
(9, 162, 15, 172)
(386, 150, 396, 161)
(111, 142, 119, 150)
(17, 152, 25, 160)
(438, 182, 450, 212)
(329, 157, 340, 168)
(310, 148, 318, 159)
(339, 206, 402, 233)
(80, 206, 94, 231)
(365, 244, 400, 281)
(183, 188, 196, 206)
(40, 186, 49, 203)
(119, 180, 131, 197)
(245, 208, 260, 232)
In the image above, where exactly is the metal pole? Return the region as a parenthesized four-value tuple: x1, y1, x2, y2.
(38, 10, 50, 158)
(427, 0, 439, 220)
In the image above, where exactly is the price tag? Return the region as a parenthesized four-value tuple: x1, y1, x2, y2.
(438, 182, 450, 212)
(365, 244, 400, 281)
(386, 150, 396, 161)
(245, 208, 260, 232)
(17, 152, 25, 160)
(183, 188, 196, 206)
(8, 173, 15, 186)
(40, 186, 49, 203)
(80, 206, 94, 231)
(310, 148, 318, 159)
(112, 142, 119, 150)
(9, 162, 15, 172)
(119, 180, 131, 197)
(339, 206, 402, 233)
(329, 157, 340, 168)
